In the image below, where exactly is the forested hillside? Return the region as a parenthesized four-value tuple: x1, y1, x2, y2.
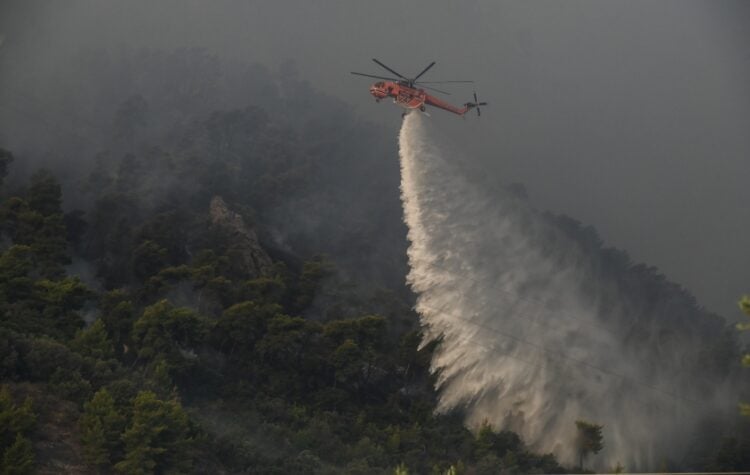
(0, 48, 747, 474)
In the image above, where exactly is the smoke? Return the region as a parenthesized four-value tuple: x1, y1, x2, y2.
(398, 112, 731, 470)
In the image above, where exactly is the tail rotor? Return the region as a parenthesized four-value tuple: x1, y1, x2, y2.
(465, 91, 488, 116)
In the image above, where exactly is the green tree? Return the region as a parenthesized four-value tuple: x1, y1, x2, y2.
(131, 300, 210, 371)
(0, 386, 35, 475)
(0, 246, 34, 310)
(575, 420, 604, 471)
(214, 301, 281, 359)
(131, 240, 169, 280)
(291, 256, 335, 312)
(26, 171, 70, 278)
(99, 290, 136, 357)
(0, 386, 35, 448)
(33, 277, 92, 338)
(114, 391, 193, 474)
(71, 319, 116, 361)
(79, 388, 125, 468)
(49, 367, 92, 404)
(2, 433, 34, 475)
(1, 194, 68, 279)
(27, 170, 62, 217)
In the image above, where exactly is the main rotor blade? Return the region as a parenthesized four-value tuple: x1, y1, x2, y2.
(420, 85, 451, 95)
(372, 58, 407, 79)
(417, 80, 474, 84)
(350, 72, 400, 81)
(413, 61, 436, 81)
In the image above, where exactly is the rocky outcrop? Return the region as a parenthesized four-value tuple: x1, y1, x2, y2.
(209, 196, 272, 278)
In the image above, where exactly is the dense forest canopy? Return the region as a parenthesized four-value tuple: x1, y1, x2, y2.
(0, 47, 748, 474)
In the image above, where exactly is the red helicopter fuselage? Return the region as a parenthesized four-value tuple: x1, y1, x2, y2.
(369, 81, 471, 116)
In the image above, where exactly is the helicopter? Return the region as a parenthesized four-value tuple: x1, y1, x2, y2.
(351, 58, 487, 117)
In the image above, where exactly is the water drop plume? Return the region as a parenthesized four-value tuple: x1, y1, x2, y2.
(397, 112, 730, 470)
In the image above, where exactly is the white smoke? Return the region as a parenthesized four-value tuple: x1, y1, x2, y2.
(398, 112, 728, 470)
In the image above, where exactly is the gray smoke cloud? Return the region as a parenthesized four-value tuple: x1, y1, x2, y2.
(398, 112, 733, 470)
(1, 0, 749, 318)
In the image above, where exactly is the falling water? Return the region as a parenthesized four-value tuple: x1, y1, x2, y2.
(397, 112, 728, 470)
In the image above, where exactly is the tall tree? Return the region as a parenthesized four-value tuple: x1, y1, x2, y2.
(114, 391, 193, 474)
(27, 170, 62, 217)
(575, 419, 604, 471)
(79, 388, 125, 468)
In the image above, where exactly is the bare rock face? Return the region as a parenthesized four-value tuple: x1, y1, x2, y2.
(209, 196, 272, 277)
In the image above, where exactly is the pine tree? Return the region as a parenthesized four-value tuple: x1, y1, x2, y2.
(71, 319, 116, 361)
(575, 420, 604, 471)
(79, 389, 125, 467)
(0, 387, 35, 448)
(114, 391, 193, 474)
(27, 170, 62, 217)
(2, 433, 34, 475)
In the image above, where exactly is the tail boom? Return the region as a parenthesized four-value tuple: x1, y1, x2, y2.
(423, 92, 488, 116)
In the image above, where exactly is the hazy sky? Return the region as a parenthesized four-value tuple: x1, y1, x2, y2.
(1, 0, 748, 318)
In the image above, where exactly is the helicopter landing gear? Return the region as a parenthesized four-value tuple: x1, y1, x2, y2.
(420, 105, 426, 112)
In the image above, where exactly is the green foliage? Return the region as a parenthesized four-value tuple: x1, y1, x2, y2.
(0, 387, 35, 447)
(0, 245, 34, 307)
(132, 300, 210, 371)
(35, 276, 91, 313)
(28, 170, 62, 217)
(24, 337, 82, 382)
(114, 391, 193, 474)
(80, 388, 126, 468)
(71, 320, 116, 361)
(0, 173, 69, 279)
(98, 290, 136, 357)
(0, 386, 36, 475)
(132, 240, 169, 280)
(292, 256, 336, 312)
(240, 274, 287, 305)
(214, 301, 281, 360)
(475, 421, 523, 461)
(49, 368, 92, 404)
(0, 157, 572, 473)
(2, 433, 34, 475)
